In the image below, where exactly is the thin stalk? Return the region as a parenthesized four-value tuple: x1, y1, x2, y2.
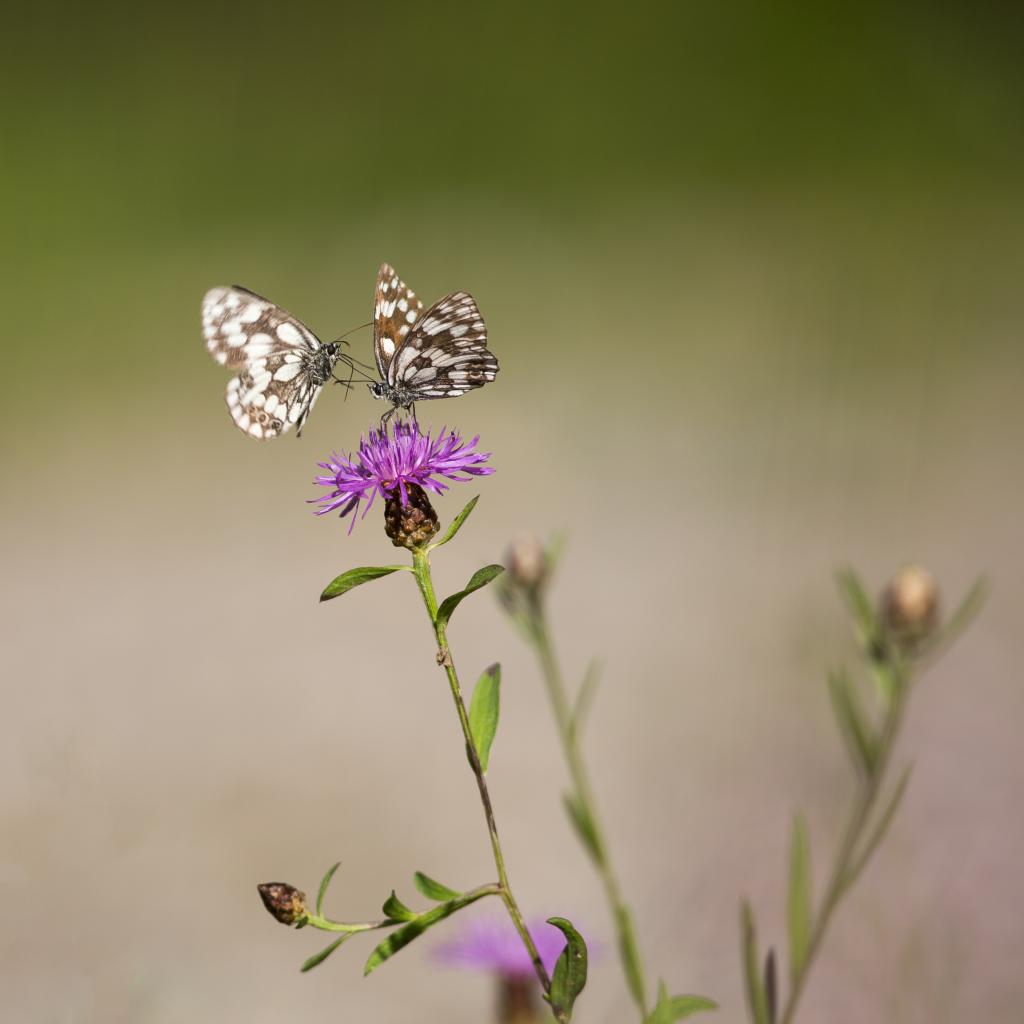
(778, 679, 908, 1024)
(528, 606, 650, 1019)
(411, 549, 553, 1002)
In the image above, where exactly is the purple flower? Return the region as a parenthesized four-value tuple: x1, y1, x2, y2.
(311, 421, 494, 532)
(431, 916, 569, 979)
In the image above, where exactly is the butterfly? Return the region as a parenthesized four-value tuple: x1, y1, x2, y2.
(201, 285, 345, 439)
(353, 263, 499, 420)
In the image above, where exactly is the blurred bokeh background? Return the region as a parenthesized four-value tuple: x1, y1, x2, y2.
(2, 2, 1022, 1021)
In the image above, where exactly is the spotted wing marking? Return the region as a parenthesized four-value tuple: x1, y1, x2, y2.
(202, 286, 324, 440)
(373, 263, 423, 379)
(390, 290, 498, 398)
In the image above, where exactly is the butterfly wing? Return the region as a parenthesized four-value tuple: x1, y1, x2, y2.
(389, 291, 498, 398)
(202, 286, 324, 440)
(373, 264, 423, 380)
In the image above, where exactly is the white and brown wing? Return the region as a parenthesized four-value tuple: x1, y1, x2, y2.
(372, 264, 424, 379)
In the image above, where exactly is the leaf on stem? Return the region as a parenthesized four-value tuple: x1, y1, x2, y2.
(364, 890, 490, 975)
(300, 933, 351, 973)
(614, 903, 647, 1013)
(413, 871, 461, 902)
(645, 980, 719, 1022)
(467, 663, 501, 772)
(430, 495, 480, 550)
(741, 901, 770, 1024)
(316, 861, 341, 917)
(548, 917, 589, 1021)
(570, 659, 602, 739)
(844, 763, 914, 891)
(563, 792, 601, 863)
(786, 814, 812, 986)
(381, 891, 417, 922)
(436, 564, 505, 629)
(828, 668, 877, 778)
(320, 565, 408, 602)
(836, 567, 880, 650)
(919, 576, 988, 662)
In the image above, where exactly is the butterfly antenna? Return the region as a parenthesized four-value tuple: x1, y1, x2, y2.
(331, 321, 373, 343)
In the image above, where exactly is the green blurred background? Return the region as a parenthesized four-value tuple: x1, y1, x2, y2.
(3, 2, 1022, 1021)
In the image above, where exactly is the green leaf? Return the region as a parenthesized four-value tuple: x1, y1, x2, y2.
(828, 668, 877, 778)
(316, 861, 341, 917)
(787, 814, 812, 986)
(836, 567, 878, 644)
(364, 890, 490, 975)
(646, 980, 719, 1023)
(468, 663, 501, 772)
(844, 763, 913, 891)
(413, 871, 461, 902)
(741, 902, 770, 1024)
(570, 660, 602, 739)
(436, 564, 505, 629)
(300, 933, 350, 973)
(430, 495, 480, 550)
(382, 890, 416, 922)
(547, 917, 588, 1021)
(919, 576, 988, 662)
(614, 904, 647, 1013)
(563, 792, 601, 862)
(320, 565, 408, 602)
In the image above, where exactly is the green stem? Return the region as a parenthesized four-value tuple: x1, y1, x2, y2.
(778, 677, 909, 1024)
(411, 549, 554, 1003)
(529, 605, 650, 1019)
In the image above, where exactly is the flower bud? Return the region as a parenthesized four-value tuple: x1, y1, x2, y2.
(505, 535, 548, 592)
(881, 565, 940, 646)
(257, 882, 308, 926)
(384, 484, 440, 550)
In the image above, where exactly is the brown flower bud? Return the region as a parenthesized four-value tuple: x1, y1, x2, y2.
(257, 882, 308, 926)
(505, 535, 548, 592)
(881, 565, 940, 646)
(384, 484, 440, 550)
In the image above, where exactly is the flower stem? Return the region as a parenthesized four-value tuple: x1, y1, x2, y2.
(411, 549, 553, 1002)
(778, 668, 909, 1024)
(526, 606, 650, 1019)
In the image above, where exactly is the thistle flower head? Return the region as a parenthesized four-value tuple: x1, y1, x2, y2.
(312, 421, 494, 533)
(881, 565, 940, 647)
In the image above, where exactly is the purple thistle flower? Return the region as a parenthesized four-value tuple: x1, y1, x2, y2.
(311, 421, 494, 532)
(431, 916, 570, 980)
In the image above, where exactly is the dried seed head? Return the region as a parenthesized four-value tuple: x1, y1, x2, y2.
(881, 565, 940, 646)
(257, 882, 308, 926)
(384, 484, 439, 550)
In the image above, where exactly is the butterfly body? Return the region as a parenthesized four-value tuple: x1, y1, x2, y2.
(364, 264, 499, 420)
(202, 285, 344, 439)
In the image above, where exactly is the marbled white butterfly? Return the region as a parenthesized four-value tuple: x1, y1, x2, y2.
(201, 285, 344, 440)
(358, 263, 499, 419)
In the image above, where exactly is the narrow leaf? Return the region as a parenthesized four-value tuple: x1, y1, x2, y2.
(615, 904, 647, 1013)
(436, 564, 505, 628)
(786, 814, 812, 986)
(430, 495, 480, 549)
(364, 890, 490, 975)
(828, 669, 877, 778)
(845, 763, 913, 890)
(468, 663, 501, 772)
(763, 949, 777, 1024)
(646, 981, 719, 1023)
(300, 933, 350, 973)
(570, 660, 602, 738)
(320, 565, 407, 602)
(413, 871, 461, 902)
(741, 902, 770, 1024)
(316, 861, 341, 917)
(382, 891, 416, 922)
(919, 575, 988, 662)
(836, 567, 877, 644)
(548, 917, 589, 1022)
(563, 793, 601, 862)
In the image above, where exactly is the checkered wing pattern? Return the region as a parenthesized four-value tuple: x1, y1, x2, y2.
(373, 264, 424, 380)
